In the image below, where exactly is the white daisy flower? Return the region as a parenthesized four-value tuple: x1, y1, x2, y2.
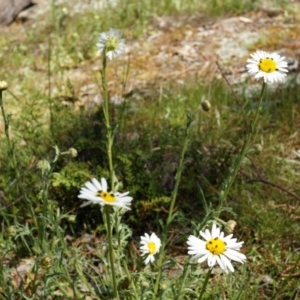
(97, 28, 125, 60)
(246, 50, 288, 83)
(187, 223, 246, 273)
(140, 233, 161, 265)
(78, 177, 133, 209)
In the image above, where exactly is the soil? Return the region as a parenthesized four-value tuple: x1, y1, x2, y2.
(1, 1, 300, 112)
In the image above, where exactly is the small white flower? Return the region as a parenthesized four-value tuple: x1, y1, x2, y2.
(78, 177, 133, 209)
(140, 233, 161, 264)
(246, 50, 288, 83)
(187, 223, 246, 273)
(97, 28, 125, 60)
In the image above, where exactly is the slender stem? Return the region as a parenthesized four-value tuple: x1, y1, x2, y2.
(40, 157, 59, 247)
(114, 211, 124, 276)
(47, 35, 54, 138)
(166, 133, 189, 227)
(175, 262, 190, 300)
(101, 55, 115, 189)
(198, 269, 212, 300)
(101, 50, 119, 299)
(0, 91, 22, 188)
(217, 82, 266, 214)
(153, 120, 191, 299)
(0, 90, 38, 230)
(122, 258, 138, 299)
(104, 206, 119, 299)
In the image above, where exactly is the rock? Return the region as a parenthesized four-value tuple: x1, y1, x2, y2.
(0, 0, 33, 27)
(285, 56, 299, 72)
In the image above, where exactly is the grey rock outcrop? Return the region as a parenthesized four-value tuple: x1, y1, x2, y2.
(0, 0, 33, 26)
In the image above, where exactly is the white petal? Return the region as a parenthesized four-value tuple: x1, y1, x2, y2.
(92, 178, 102, 191)
(197, 253, 210, 264)
(211, 223, 220, 238)
(78, 194, 102, 202)
(216, 255, 227, 272)
(207, 254, 217, 268)
(85, 181, 98, 193)
(200, 229, 211, 241)
(80, 201, 93, 208)
(144, 255, 152, 264)
(117, 196, 133, 203)
(115, 191, 130, 197)
(219, 254, 234, 272)
(79, 187, 94, 195)
(100, 178, 108, 191)
(224, 249, 246, 263)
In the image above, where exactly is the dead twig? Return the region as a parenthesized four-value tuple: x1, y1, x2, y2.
(242, 157, 300, 202)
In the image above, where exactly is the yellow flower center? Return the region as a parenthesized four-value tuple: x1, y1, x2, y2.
(105, 36, 118, 52)
(206, 237, 226, 255)
(259, 58, 277, 73)
(147, 242, 156, 254)
(97, 191, 116, 203)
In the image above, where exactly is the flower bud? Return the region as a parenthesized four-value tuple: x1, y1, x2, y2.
(67, 215, 76, 223)
(62, 7, 68, 14)
(142, 281, 149, 287)
(201, 99, 211, 112)
(37, 159, 51, 173)
(6, 226, 17, 237)
(254, 143, 263, 154)
(68, 148, 78, 157)
(40, 256, 52, 270)
(224, 220, 237, 234)
(0, 81, 8, 91)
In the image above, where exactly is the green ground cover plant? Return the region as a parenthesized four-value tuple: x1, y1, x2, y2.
(0, 0, 300, 299)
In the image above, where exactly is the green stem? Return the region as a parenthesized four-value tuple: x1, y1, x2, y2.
(101, 54, 114, 189)
(175, 262, 190, 300)
(0, 89, 38, 231)
(101, 49, 120, 299)
(47, 35, 54, 138)
(0, 90, 22, 191)
(39, 158, 59, 247)
(114, 211, 124, 276)
(217, 81, 266, 215)
(105, 206, 119, 299)
(198, 269, 212, 300)
(122, 258, 138, 299)
(153, 120, 191, 299)
(166, 133, 189, 227)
